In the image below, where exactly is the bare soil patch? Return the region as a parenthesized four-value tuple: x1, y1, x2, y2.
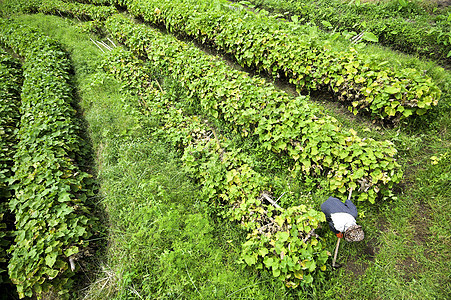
(343, 238, 379, 277)
(399, 256, 421, 281)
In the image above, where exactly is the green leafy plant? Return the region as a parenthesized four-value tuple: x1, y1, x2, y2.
(229, 0, 451, 62)
(1, 0, 116, 21)
(0, 49, 23, 285)
(104, 14, 403, 205)
(12, 0, 442, 120)
(109, 0, 441, 121)
(0, 19, 95, 298)
(101, 47, 330, 287)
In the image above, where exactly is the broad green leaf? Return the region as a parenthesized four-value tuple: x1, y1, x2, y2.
(46, 268, 59, 280)
(362, 32, 378, 43)
(385, 86, 400, 94)
(244, 255, 257, 266)
(45, 252, 58, 268)
(264, 257, 275, 267)
(277, 231, 289, 242)
(64, 246, 79, 257)
(258, 247, 269, 257)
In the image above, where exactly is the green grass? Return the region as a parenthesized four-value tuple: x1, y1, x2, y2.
(4, 12, 451, 300)
(10, 14, 294, 299)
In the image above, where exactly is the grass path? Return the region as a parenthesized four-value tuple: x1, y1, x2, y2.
(11, 14, 291, 299)
(5, 12, 451, 299)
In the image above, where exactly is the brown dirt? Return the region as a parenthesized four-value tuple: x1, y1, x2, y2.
(410, 201, 432, 247)
(399, 256, 421, 281)
(345, 260, 369, 278)
(376, 217, 389, 233)
(430, 0, 451, 8)
(394, 202, 433, 281)
(343, 238, 379, 277)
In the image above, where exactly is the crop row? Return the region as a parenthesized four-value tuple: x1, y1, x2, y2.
(110, 0, 441, 121)
(104, 14, 402, 204)
(6, 0, 443, 120)
(102, 47, 329, 287)
(0, 19, 94, 298)
(238, 0, 451, 61)
(68, 0, 113, 5)
(0, 49, 22, 284)
(1, 0, 116, 21)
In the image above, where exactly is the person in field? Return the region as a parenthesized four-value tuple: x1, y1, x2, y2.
(321, 196, 364, 242)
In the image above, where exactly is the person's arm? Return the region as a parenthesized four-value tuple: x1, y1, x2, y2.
(328, 222, 340, 234)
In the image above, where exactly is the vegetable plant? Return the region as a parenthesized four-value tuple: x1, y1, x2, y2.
(112, 0, 441, 121)
(102, 47, 330, 287)
(0, 49, 22, 285)
(104, 14, 403, 205)
(234, 0, 451, 61)
(0, 18, 95, 298)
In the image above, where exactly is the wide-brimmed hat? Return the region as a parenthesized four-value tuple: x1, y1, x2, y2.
(344, 225, 364, 242)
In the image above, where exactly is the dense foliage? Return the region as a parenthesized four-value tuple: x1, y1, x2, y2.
(0, 19, 95, 298)
(102, 47, 330, 287)
(0, 49, 22, 285)
(0, 5, 446, 298)
(110, 0, 441, 121)
(0, 0, 116, 20)
(237, 0, 451, 61)
(105, 14, 402, 205)
(68, 0, 113, 5)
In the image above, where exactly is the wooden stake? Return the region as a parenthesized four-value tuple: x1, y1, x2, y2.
(107, 37, 117, 48)
(262, 193, 282, 209)
(98, 41, 113, 51)
(69, 257, 76, 271)
(332, 237, 341, 268)
(348, 187, 353, 201)
(90, 38, 105, 53)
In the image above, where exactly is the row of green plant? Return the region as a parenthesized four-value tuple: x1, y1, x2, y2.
(18, 13, 317, 297)
(66, 0, 113, 5)
(101, 46, 330, 288)
(0, 0, 116, 21)
(104, 14, 402, 204)
(0, 19, 95, 299)
(2, 0, 444, 122)
(0, 49, 22, 286)
(236, 0, 451, 61)
(9, 12, 451, 299)
(109, 0, 441, 121)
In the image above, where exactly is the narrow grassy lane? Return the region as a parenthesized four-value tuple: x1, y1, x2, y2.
(13, 14, 291, 299)
(4, 11, 450, 299)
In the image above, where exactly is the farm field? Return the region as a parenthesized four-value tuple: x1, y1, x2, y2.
(0, 0, 450, 299)
(233, 0, 451, 63)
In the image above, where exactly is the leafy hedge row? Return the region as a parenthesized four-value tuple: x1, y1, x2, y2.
(67, 0, 113, 5)
(237, 0, 451, 61)
(104, 14, 402, 204)
(0, 49, 22, 284)
(1, 0, 116, 21)
(0, 19, 94, 298)
(102, 47, 330, 287)
(111, 0, 441, 120)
